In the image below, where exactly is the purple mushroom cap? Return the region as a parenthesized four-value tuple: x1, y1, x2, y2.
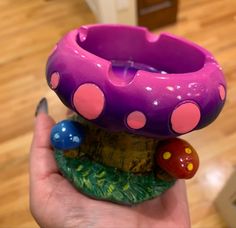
(46, 24, 226, 138)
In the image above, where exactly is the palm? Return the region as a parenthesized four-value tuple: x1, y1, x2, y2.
(30, 113, 190, 228)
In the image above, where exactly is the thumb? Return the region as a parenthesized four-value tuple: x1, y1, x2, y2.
(30, 98, 58, 181)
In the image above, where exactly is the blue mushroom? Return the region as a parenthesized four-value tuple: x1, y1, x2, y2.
(50, 120, 84, 150)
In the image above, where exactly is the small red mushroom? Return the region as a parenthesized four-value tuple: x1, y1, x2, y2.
(155, 138, 199, 179)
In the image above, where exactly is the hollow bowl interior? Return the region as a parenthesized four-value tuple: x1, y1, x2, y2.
(76, 26, 206, 77)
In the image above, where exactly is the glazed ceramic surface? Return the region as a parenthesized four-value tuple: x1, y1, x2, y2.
(51, 120, 84, 150)
(46, 24, 226, 138)
(155, 138, 199, 179)
(46, 24, 227, 204)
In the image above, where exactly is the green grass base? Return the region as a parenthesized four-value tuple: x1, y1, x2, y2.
(55, 150, 175, 205)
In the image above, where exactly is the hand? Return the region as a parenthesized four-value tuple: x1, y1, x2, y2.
(30, 98, 191, 228)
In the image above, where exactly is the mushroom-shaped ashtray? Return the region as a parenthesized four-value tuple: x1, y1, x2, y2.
(46, 24, 226, 205)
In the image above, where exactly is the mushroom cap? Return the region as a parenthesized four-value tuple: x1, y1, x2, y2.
(46, 24, 226, 138)
(50, 120, 84, 150)
(155, 138, 199, 179)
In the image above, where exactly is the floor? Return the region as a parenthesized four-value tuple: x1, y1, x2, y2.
(0, 0, 235, 227)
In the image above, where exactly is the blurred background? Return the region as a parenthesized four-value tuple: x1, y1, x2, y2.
(0, 0, 235, 227)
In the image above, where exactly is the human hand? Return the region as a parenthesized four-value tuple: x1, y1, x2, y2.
(30, 98, 191, 228)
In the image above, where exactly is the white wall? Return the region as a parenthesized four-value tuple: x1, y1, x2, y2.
(85, 0, 137, 25)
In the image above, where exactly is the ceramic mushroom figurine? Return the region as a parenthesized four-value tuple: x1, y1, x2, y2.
(50, 120, 84, 158)
(46, 24, 226, 205)
(156, 138, 199, 179)
(51, 120, 84, 150)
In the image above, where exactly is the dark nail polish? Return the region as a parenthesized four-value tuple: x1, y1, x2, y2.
(35, 97, 48, 116)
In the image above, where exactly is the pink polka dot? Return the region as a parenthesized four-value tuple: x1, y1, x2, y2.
(50, 72, 60, 89)
(171, 102, 200, 134)
(218, 85, 226, 101)
(73, 83, 105, 120)
(127, 111, 146, 129)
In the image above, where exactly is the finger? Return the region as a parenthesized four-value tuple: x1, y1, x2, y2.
(30, 98, 58, 181)
(32, 112, 54, 149)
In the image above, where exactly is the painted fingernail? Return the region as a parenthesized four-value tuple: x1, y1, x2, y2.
(35, 97, 48, 116)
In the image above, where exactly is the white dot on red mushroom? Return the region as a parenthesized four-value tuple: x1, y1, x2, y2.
(50, 72, 60, 89)
(73, 83, 105, 120)
(127, 111, 146, 129)
(218, 85, 226, 101)
(171, 102, 201, 134)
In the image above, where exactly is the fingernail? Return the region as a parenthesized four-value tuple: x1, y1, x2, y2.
(35, 97, 48, 116)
